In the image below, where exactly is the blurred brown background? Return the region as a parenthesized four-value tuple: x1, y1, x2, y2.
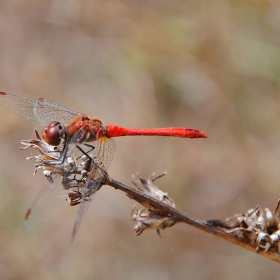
(0, 1, 280, 279)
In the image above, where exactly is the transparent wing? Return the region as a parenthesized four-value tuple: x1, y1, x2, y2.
(0, 92, 81, 126)
(70, 164, 108, 243)
(23, 175, 68, 234)
(71, 198, 92, 243)
(33, 98, 82, 126)
(70, 137, 116, 243)
(94, 137, 116, 169)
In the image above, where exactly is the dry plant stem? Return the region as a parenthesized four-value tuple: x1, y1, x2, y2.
(106, 177, 280, 264)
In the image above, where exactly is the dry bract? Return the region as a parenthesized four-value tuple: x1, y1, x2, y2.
(216, 201, 280, 253)
(131, 172, 179, 236)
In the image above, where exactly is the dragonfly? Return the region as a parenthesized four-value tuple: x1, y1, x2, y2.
(0, 91, 208, 242)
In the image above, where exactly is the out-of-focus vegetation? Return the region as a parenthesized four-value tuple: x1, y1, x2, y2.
(0, 1, 280, 279)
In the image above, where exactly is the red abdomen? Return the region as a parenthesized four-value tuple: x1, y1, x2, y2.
(106, 125, 208, 138)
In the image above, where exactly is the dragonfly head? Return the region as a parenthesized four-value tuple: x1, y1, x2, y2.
(42, 121, 64, 146)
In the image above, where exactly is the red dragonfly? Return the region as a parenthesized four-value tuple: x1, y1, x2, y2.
(0, 91, 207, 242)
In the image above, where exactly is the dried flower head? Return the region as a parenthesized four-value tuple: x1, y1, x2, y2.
(213, 200, 280, 253)
(131, 172, 178, 236)
(20, 130, 106, 204)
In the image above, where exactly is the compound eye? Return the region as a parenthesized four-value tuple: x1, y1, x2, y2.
(42, 121, 63, 146)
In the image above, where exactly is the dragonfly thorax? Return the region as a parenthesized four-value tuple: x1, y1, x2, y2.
(67, 116, 106, 143)
(42, 121, 65, 146)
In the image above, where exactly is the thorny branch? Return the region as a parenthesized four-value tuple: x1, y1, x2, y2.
(21, 130, 280, 263)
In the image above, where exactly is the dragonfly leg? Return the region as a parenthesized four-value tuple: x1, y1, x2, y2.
(44, 152, 66, 165)
(42, 144, 69, 165)
(75, 145, 93, 161)
(83, 143, 95, 149)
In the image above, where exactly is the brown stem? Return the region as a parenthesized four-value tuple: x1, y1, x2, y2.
(105, 177, 280, 264)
